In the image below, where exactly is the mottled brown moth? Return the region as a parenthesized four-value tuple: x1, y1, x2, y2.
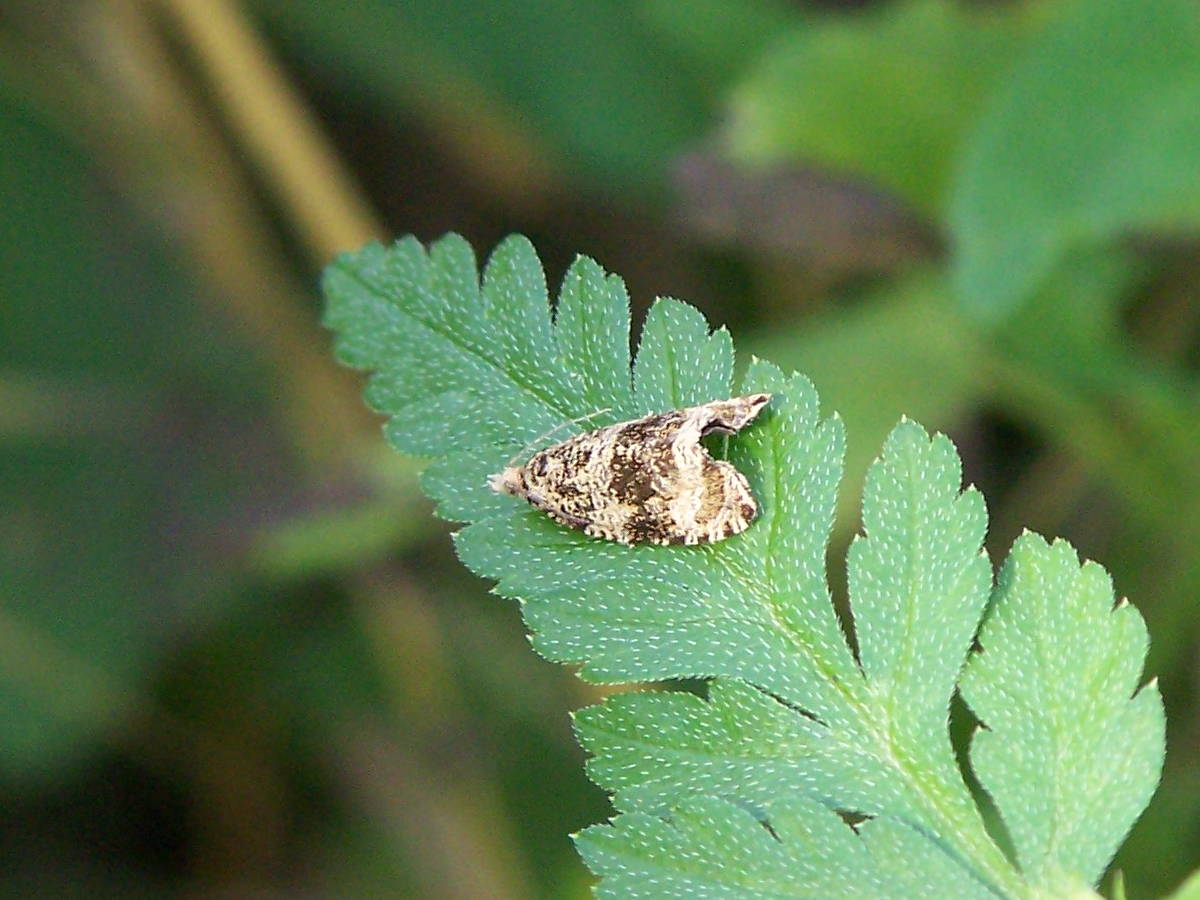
(489, 394, 771, 546)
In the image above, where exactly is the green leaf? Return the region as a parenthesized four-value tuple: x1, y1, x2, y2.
(633, 299, 734, 412)
(959, 534, 1165, 887)
(324, 233, 1164, 897)
(577, 794, 999, 899)
(553, 256, 636, 419)
(726, 0, 1032, 216)
(949, 0, 1200, 320)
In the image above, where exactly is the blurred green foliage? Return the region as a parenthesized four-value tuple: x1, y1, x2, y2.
(0, 96, 245, 778)
(727, 0, 1035, 215)
(950, 0, 1200, 318)
(1, 0, 1199, 896)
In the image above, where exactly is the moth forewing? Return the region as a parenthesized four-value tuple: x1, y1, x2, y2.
(488, 394, 771, 545)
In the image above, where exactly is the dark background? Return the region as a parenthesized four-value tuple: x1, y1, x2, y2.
(2, 1, 1198, 897)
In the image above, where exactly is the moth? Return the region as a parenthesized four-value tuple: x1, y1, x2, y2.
(488, 394, 771, 546)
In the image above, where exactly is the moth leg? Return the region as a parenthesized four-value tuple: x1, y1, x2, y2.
(551, 509, 593, 530)
(521, 490, 591, 530)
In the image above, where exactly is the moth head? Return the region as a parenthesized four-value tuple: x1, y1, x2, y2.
(488, 466, 525, 496)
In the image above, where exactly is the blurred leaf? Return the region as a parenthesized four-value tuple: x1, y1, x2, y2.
(1167, 869, 1200, 900)
(960, 534, 1164, 887)
(950, 0, 1200, 320)
(0, 95, 274, 780)
(249, 496, 422, 581)
(993, 248, 1200, 508)
(993, 247, 1143, 377)
(250, 0, 710, 192)
(637, 0, 804, 87)
(981, 248, 1200, 530)
(727, 0, 1032, 216)
(0, 101, 171, 779)
(248, 453, 428, 581)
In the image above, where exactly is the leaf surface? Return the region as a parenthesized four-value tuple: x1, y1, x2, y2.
(324, 233, 1165, 898)
(959, 534, 1165, 887)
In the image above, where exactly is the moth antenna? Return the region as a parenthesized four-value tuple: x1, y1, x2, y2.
(501, 407, 613, 469)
